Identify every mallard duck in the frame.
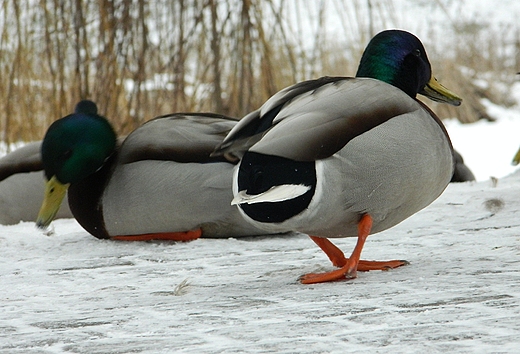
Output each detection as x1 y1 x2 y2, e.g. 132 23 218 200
0 142 73 224
3 100 271 240
451 149 475 182
213 29 462 283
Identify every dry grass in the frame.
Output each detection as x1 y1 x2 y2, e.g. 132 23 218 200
0 0 517 146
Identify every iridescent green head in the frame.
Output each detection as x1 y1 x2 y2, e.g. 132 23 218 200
356 29 461 106
41 100 116 184
37 100 116 229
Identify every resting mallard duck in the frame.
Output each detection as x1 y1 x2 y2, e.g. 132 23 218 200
0 142 73 225
2 100 272 240
451 149 475 182
213 29 462 283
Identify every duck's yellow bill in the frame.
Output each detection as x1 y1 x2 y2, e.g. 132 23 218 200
36 176 70 229
421 76 462 106
512 147 520 166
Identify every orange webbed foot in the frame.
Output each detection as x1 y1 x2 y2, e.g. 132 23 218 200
300 259 408 284
300 263 358 284
357 259 409 271
301 214 407 284
309 236 408 271
111 229 202 242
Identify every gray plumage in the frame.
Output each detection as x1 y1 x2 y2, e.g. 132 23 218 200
101 114 267 237
0 142 73 225
216 78 454 237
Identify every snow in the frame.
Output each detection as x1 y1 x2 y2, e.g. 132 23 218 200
2 167 520 352
445 99 520 182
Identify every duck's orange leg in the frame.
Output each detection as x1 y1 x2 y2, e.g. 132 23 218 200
301 215 407 284
308 236 348 267
308 236 408 271
111 228 202 242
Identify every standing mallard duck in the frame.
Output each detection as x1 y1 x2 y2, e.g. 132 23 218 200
213 30 462 283
18 100 271 240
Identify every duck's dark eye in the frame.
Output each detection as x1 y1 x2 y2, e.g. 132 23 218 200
413 49 421 57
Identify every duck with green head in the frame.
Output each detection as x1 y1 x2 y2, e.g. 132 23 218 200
33 100 271 240
213 29 462 283
0 142 73 225
37 100 116 229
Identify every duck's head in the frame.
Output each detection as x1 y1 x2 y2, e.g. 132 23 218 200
356 29 462 106
36 100 116 229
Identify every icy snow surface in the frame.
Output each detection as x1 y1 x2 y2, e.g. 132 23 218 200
1 169 520 353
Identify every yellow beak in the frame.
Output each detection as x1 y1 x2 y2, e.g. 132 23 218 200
421 76 462 106
512 147 520 166
36 176 70 229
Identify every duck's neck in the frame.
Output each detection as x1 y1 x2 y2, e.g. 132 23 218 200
356 54 421 99
67 152 118 239
356 55 396 82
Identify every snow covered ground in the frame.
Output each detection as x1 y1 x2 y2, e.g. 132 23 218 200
1 166 520 353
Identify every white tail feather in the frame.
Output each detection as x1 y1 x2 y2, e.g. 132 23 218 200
231 184 311 205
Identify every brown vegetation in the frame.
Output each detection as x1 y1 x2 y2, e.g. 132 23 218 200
0 0 517 146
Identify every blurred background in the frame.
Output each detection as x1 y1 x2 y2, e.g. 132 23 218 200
0 0 518 147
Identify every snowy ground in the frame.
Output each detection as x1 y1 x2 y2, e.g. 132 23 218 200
2 154 520 352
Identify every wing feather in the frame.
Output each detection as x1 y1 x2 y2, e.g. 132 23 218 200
216 78 419 161
119 113 238 164
0 142 43 181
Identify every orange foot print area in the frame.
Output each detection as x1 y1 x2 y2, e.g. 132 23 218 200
301 215 408 284
111 229 202 242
